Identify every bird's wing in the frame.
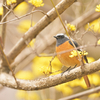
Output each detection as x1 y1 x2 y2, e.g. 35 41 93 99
69 39 79 48
69 39 88 63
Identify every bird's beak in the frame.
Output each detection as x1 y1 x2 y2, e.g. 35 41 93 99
54 36 57 38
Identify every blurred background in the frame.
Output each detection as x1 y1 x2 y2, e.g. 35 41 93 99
0 0 100 100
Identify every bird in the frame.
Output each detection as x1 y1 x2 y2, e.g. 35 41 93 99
54 33 91 88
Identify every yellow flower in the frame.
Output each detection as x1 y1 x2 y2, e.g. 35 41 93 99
62 86 73 95
69 79 81 87
27 39 35 47
14 1 29 16
16 90 40 100
69 50 88 58
88 93 100 98
7 0 16 5
16 71 34 80
55 83 73 95
69 50 78 58
28 0 44 7
44 99 54 100
17 20 35 33
16 90 28 99
0 7 3 15
91 73 100 86
26 92 40 100
95 4 100 12
79 77 87 89
97 39 100 44
85 18 100 33
72 98 81 100
68 78 88 89
67 23 76 31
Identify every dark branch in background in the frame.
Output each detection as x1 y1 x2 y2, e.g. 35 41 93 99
6 0 76 64
0 58 100 90
59 86 100 100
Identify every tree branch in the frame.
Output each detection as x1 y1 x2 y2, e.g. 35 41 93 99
0 10 48 25
0 58 100 90
6 0 76 63
72 9 100 29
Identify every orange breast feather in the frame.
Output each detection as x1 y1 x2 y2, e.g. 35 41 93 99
56 41 80 67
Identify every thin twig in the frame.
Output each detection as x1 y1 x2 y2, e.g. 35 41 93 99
1 9 12 22
2 3 18 19
0 10 48 25
49 54 56 74
58 86 100 100
30 6 36 27
1 4 18 22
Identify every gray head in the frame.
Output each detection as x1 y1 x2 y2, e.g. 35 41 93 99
54 33 69 47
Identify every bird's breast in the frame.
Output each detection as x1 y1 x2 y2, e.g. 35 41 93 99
56 41 80 67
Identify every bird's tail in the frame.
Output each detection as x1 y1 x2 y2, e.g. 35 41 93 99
83 75 91 88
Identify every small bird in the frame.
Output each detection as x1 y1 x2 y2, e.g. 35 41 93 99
54 33 91 88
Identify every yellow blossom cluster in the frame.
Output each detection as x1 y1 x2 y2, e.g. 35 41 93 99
88 92 100 98
14 1 29 16
17 20 35 33
55 83 73 95
0 7 3 15
69 50 88 58
72 98 81 100
7 0 16 5
67 23 76 31
28 0 44 7
95 4 100 12
16 71 34 80
97 39 100 44
0 0 44 15
85 18 100 33
16 90 40 100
